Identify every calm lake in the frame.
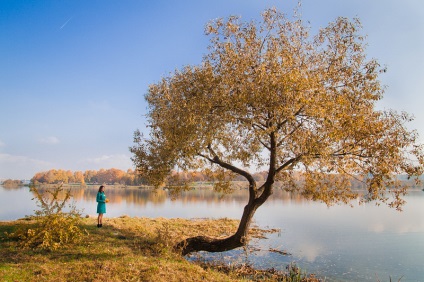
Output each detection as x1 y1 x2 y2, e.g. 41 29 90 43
1 185 423 281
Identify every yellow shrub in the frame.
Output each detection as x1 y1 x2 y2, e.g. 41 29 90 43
7 186 87 251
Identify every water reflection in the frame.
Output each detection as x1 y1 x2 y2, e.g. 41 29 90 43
31 185 314 207
251 191 424 281
1 185 423 281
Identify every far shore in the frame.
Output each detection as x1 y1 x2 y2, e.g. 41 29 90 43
15 182 424 192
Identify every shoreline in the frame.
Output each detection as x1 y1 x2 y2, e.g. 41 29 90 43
7 182 424 191
0 216 320 282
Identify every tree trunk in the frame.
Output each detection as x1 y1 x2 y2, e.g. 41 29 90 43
175 140 276 255
174 187 270 255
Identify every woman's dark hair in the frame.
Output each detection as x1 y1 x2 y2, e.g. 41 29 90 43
98 185 105 192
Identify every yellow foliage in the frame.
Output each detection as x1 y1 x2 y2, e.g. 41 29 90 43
130 8 424 210
6 186 87 250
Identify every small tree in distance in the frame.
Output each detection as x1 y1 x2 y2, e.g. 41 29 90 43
130 8 424 255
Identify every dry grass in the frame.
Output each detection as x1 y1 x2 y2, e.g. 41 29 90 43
0 217 319 282
0 217 241 282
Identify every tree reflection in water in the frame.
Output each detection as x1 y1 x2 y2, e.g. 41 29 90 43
3 185 424 281
30 185 312 208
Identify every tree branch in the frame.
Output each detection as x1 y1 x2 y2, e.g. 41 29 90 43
276 106 305 131
277 120 305 147
206 144 257 200
256 131 277 204
276 154 303 173
197 153 215 163
258 138 271 151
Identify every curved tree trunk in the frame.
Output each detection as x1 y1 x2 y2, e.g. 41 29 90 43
174 183 273 255
175 133 278 255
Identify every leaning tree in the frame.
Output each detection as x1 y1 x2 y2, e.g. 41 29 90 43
130 8 424 255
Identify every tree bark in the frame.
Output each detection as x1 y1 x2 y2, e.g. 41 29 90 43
174 200 260 255
175 134 277 255
174 181 274 255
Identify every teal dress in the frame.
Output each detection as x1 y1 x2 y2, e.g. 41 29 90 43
96 192 106 214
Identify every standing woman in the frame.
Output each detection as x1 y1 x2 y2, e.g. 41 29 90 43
96 185 107 227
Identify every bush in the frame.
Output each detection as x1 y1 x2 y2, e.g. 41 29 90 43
6 185 87 251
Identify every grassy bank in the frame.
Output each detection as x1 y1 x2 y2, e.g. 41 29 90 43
0 217 320 282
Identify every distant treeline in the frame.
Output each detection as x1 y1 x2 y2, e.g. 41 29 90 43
30 168 422 189
31 168 146 186
1 179 26 188
30 168 269 186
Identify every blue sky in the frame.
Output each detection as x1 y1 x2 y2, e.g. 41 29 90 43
1 0 423 180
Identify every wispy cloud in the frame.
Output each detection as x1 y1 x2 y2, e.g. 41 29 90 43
81 154 133 169
38 136 60 145
0 153 52 179
60 16 73 30
0 153 50 165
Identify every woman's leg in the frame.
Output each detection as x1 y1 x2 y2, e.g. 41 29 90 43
99 214 103 226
